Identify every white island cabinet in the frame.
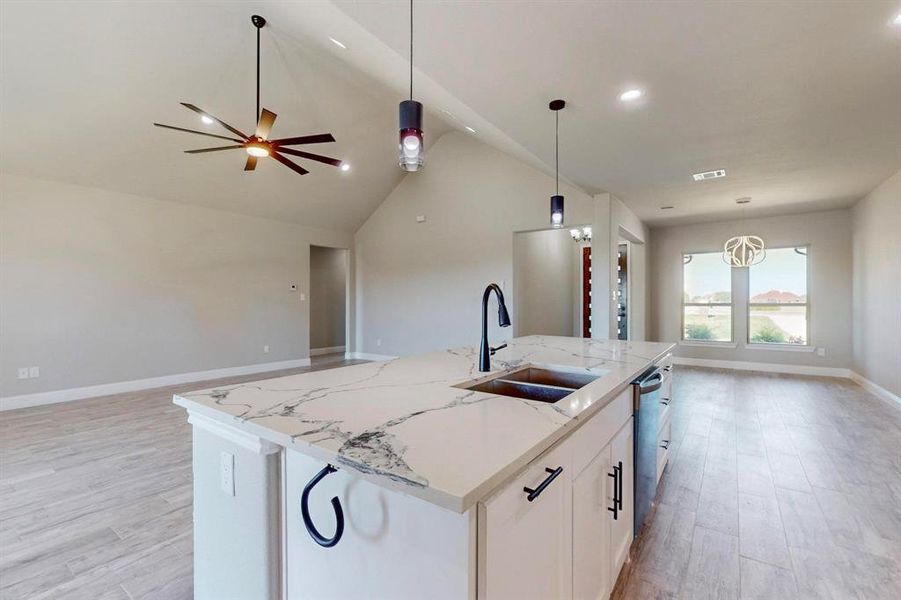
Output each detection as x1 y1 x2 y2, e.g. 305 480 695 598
175 336 674 600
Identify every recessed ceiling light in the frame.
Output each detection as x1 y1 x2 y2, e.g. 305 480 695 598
200 115 214 124
893 12 901 25
660 205 674 210
329 37 347 49
340 163 351 172
465 126 476 133
692 169 726 181
619 89 643 102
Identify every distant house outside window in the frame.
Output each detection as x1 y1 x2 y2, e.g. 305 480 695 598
682 251 733 342
748 246 809 345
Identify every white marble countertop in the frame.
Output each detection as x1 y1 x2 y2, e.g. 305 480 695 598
174 336 674 512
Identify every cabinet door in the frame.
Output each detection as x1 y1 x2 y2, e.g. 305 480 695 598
480 441 572 600
572 445 613 600
609 418 634 580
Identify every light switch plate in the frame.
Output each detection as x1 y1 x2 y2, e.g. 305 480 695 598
220 451 235 496
28 367 39 378
300 292 306 301
817 348 826 357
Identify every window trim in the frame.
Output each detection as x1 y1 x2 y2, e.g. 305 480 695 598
746 245 810 347
680 251 735 344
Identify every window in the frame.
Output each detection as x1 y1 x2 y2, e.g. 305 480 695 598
682 252 733 342
748 246 809 345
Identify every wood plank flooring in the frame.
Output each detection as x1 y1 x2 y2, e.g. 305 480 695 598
1 364 899 599
0 354 365 600
615 367 901 600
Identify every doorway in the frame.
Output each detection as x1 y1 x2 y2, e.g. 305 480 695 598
513 227 588 337
309 245 348 357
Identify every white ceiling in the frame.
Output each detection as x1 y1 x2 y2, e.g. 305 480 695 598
2 1 899 230
0 1 452 232
333 0 901 226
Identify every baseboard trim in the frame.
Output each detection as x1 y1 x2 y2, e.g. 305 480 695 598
310 345 346 357
345 352 398 362
0 358 312 412
673 356 850 378
850 371 901 407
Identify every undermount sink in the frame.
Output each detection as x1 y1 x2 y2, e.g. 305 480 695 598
457 366 602 404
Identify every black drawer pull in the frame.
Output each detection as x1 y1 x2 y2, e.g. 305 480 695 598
616 460 623 510
608 464 621 520
660 398 670 406
301 464 344 548
523 466 563 502
660 440 670 450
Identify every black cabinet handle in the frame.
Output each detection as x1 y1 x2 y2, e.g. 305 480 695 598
301 464 344 548
608 464 620 520
616 460 623 510
523 466 563 502
660 398 670 406
660 440 670 450
663 365 672 372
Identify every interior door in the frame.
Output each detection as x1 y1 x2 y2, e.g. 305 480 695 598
572 445 613 600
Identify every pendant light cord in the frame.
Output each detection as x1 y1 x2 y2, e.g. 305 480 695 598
409 0 414 100
555 110 559 195
256 24 261 124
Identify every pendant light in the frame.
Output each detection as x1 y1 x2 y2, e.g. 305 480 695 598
549 99 566 227
399 0 424 171
723 198 766 267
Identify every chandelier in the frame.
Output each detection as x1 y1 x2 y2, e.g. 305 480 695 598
722 198 765 267
570 227 592 243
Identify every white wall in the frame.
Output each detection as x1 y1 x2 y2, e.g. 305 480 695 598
649 209 852 370
852 169 901 396
354 132 595 357
309 246 347 350
0 173 352 398
513 228 575 337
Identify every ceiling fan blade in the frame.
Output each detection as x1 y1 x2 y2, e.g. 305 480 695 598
180 103 249 139
244 156 258 171
184 145 244 154
277 147 343 168
270 151 309 175
153 123 243 143
256 109 277 140
271 133 335 146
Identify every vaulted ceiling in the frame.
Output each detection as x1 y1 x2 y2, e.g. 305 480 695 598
2 1 899 230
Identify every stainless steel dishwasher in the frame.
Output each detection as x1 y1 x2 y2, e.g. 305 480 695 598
632 365 664 537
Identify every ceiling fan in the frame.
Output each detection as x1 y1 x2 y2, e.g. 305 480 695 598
153 15 345 176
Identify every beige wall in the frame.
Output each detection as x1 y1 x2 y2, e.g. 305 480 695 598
649 209 852 369
354 132 596 357
0 173 352 397
852 169 901 395
513 228 575 337
309 245 347 350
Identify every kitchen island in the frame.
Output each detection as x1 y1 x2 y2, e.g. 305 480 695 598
174 335 675 599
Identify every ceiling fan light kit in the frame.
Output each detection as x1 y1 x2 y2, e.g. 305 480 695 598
153 15 345 177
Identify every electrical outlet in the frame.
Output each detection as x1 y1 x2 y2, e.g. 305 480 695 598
817 348 826 357
416 215 426 223
28 367 39 378
263 345 269 354
300 292 306 301
17 367 29 380
376 338 382 347
220 451 235 496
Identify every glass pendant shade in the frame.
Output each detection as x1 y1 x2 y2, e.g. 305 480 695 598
723 235 766 267
551 195 564 227
398 99 423 172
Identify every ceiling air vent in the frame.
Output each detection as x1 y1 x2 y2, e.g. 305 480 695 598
692 169 726 181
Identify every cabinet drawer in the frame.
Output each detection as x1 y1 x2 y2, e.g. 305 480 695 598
570 387 632 478
656 416 672 485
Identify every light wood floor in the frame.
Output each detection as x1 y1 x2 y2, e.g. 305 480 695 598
615 367 901 600
0 353 365 600
2 364 899 599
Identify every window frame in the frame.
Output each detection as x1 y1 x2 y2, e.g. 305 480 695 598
746 245 810 347
680 251 735 344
